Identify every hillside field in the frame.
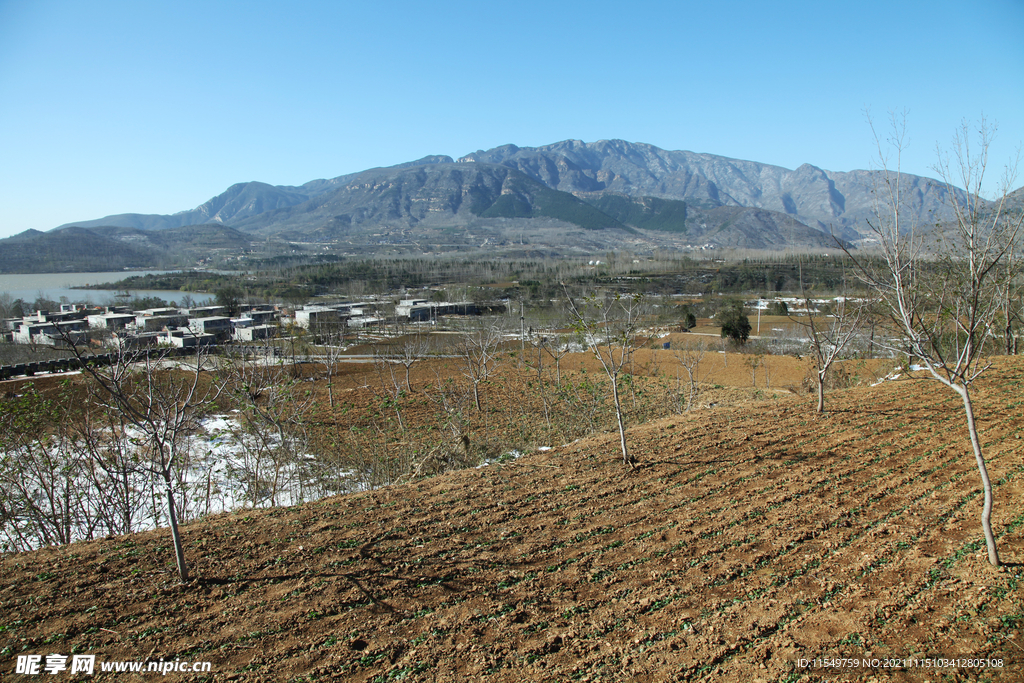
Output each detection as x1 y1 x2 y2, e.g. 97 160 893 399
1 357 1023 681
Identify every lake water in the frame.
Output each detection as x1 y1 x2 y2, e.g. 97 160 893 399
0 271 215 306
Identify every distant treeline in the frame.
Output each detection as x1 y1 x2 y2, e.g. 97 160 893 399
72 253 873 303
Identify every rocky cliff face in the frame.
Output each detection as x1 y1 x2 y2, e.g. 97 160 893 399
53 138 986 252
188 182 311 224
232 163 627 237
457 139 963 238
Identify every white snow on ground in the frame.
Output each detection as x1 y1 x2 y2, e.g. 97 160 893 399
4 404 560 550
870 364 933 386
0 413 363 551
0 370 82 382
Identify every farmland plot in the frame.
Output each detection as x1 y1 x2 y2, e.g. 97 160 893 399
1 360 1022 681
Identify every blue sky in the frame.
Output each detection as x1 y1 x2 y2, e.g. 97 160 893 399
1 0 1021 239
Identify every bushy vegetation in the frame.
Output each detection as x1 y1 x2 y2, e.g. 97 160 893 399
718 302 751 343
475 171 632 232
585 194 689 233
76 253 876 303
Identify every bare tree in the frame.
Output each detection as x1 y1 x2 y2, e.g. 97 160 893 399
792 268 866 412
392 333 431 391
311 318 348 409
520 327 559 430
454 319 507 412
544 332 575 387
218 345 314 508
744 351 762 389
845 114 1022 566
564 288 647 467
416 365 476 477
74 403 149 537
999 244 1023 355
371 344 409 431
65 342 221 582
282 320 311 379
0 387 93 551
672 337 707 412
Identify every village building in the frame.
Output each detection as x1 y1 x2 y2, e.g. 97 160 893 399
188 316 233 340
87 312 136 330
162 328 215 348
135 314 187 332
232 324 278 342
294 306 342 329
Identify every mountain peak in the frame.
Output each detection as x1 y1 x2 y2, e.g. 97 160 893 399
390 155 455 169
45 139 973 255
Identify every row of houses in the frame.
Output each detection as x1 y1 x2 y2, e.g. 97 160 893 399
293 301 384 331
3 297 508 349
2 303 283 348
295 299 502 328
395 299 479 322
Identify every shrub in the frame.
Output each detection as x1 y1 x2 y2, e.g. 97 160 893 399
719 304 751 344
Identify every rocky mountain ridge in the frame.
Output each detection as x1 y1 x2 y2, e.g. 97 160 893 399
456 139 961 239
31 139 1002 263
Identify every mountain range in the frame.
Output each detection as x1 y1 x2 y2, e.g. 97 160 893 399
2 139 1001 272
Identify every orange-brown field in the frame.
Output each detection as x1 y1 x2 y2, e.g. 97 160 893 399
2 351 1023 682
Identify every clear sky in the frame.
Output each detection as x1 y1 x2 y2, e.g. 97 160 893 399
1 0 1021 239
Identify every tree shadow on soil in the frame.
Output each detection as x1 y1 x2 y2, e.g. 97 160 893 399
819 407 902 416
640 458 737 468
194 537 470 613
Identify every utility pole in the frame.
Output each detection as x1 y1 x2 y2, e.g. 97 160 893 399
520 301 525 368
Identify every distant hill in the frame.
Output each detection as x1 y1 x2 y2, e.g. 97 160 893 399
0 227 161 272
56 182 316 231
40 138 1019 266
0 223 251 273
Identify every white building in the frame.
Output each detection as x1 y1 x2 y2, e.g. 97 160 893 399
88 313 136 330
294 307 341 329
233 324 278 342
188 316 233 339
162 328 215 348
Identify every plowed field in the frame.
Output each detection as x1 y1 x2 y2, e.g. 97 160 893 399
2 360 1023 682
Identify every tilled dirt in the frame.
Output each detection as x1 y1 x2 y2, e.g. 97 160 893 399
2 361 1024 682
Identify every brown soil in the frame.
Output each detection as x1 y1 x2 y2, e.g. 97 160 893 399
3 359 1024 682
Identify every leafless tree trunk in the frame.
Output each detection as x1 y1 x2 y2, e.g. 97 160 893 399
75 405 149 536
0 391 94 550
371 345 408 431
745 352 761 389
545 332 573 387
1001 245 1022 355
394 333 431 391
416 365 476 477
59 339 222 581
455 319 507 412
527 332 553 429
312 318 347 409
564 288 647 468
792 266 866 413
842 113 1022 566
672 338 707 412
218 344 314 508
